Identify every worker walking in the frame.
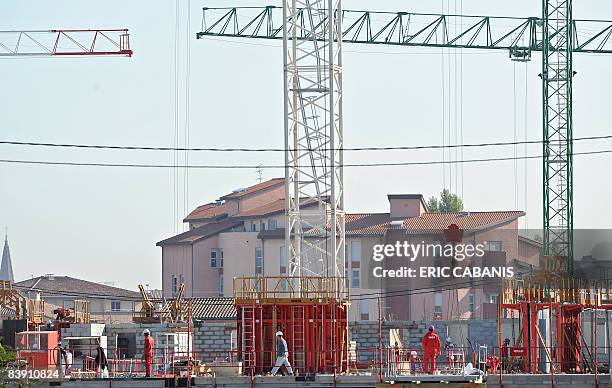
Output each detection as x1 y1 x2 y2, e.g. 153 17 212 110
422 325 441 374
143 329 154 377
271 331 293 376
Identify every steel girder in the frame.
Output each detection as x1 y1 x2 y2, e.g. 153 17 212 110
197 6 612 54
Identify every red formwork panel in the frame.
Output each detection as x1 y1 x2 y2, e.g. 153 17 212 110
236 301 349 375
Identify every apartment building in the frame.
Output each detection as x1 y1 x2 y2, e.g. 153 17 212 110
157 179 540 321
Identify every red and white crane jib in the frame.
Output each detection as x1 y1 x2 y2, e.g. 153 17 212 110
0 29 132 57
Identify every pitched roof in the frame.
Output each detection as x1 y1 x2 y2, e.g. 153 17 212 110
157 219 242 246
234 198 286 218
402 211 524 233
260 212 391 239
220 178 284 200
261 211 523 238
234 197 322 219
15 276 140 299
158 297 236 321
1 235 14 282
184 202 231 222
346 213 390 236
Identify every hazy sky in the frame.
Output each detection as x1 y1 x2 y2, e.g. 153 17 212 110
1 0 612 291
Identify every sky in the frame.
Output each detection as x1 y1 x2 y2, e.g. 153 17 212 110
1 0 612 291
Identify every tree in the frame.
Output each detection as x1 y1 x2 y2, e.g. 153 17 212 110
427 189 464 213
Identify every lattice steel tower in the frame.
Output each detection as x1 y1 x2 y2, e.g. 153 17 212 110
283 0 345 283
542 0 574 272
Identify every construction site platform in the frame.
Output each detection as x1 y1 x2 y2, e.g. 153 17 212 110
10 374 612 387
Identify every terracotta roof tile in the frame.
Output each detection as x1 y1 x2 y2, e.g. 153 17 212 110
157 220 242 246
234 198 285 218
402 211 524 232
234 197 321 218
184 202 230 221
346 213 390 236
220 178 284 199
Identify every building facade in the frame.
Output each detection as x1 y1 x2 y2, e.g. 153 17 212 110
158 179 541 321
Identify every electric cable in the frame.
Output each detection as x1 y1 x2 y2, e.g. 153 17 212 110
1 134 611 152
0 147 610 169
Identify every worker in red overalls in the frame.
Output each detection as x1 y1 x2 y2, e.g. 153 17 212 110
422 325 441 374
143 329 154 377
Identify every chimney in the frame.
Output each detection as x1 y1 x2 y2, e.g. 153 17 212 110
388 194 427 219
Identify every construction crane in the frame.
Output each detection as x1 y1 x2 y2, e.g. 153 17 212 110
0 29 132 56
198 3 612 273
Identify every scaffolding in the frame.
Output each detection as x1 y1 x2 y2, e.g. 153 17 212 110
498 258 612 379
234 276 349 376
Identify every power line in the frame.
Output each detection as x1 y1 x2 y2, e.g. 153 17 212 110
1 134 611 153
0 148 610 169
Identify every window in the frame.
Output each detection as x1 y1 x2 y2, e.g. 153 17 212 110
484 241 502 251
251 223 257 232
360 300 370 320
211 249 223 268
255 247 263 275
469 293 475 313
180 274 185 286
489 294 499 304
351 269 361 288
172 275 178 296
211 249 218 268
111 301 121 312
219 274 224 296
434 292 443 314
280 246 287 274
345 270 349 289
261 221 267 231
351 241 361 265
268 219 277 230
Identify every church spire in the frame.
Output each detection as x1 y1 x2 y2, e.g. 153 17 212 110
1 229 15 282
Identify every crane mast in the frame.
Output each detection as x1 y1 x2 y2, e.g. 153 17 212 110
283 0 345 284
542 0 574 272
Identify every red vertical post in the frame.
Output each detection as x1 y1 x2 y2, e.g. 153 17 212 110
378 296 383 383
187 299 192 388
498 302 503 388
549 303 555 388
594 309 599 388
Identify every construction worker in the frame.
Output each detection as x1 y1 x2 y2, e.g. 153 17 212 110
501 338 511 372
143 329 154 377
271 331 293 376
445 337 456 370
422 325 441 374
95 345 109 378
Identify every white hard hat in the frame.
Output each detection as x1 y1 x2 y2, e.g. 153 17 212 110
446 337 452 342
143 329 150 335
410 351 417 357
276 331 283 336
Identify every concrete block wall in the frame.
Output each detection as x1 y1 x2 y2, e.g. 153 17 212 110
61 323 106 339
349 319 503 362
193 322 235 362
102 322 236 361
